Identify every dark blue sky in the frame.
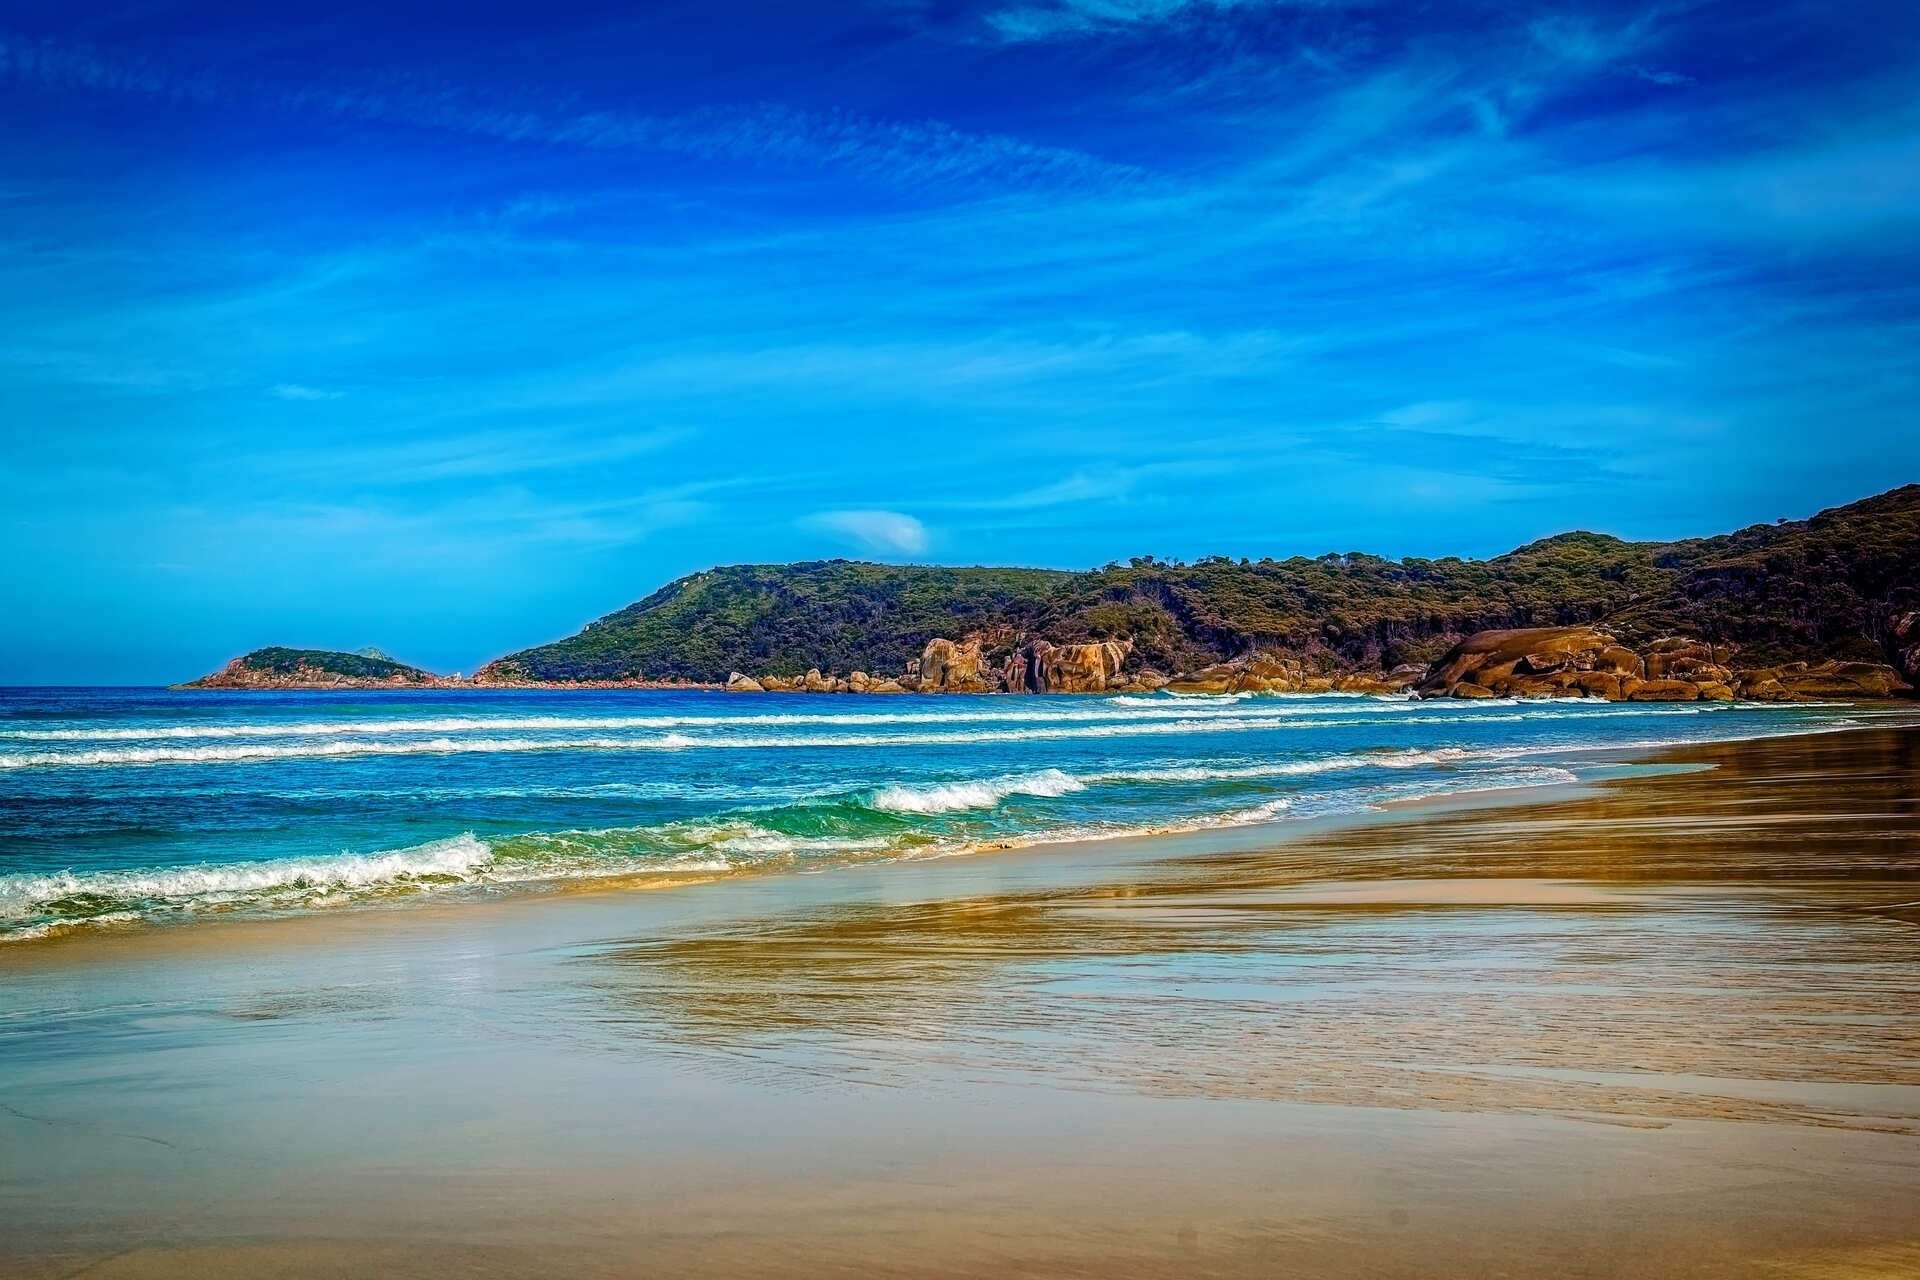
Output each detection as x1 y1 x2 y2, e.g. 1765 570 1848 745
2 1 1916 682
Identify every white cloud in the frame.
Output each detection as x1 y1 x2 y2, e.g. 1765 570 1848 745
271 383 344 400
982 0 1356 43
0 32 1135 192
804 509 930 556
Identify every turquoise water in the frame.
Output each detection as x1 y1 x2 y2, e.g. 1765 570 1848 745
0 687 1885 940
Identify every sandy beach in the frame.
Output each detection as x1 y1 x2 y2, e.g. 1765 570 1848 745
3 724 1918 1279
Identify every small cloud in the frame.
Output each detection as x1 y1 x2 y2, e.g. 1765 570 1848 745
271 383 344 401
980 0 1355 44
1632 65 1695 88
804 509 930 556
1527 12 1659 70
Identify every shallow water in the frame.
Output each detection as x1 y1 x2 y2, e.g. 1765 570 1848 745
1 728 1917 1279
0 686 1894 940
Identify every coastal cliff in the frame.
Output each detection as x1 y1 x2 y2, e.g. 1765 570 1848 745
183 484 1920 698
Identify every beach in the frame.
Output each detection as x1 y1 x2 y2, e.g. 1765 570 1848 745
3 721 1918 1278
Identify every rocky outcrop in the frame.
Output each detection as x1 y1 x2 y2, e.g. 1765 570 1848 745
1164 651 1305 695
919 637 991 693
1891 612 1920 689
1161 651 1418 696
725 672 765 693
1417 627 1628 698
1735 660 1911 701
1333 665 1426 696
1417 627 1910 702
1003 639 1133 693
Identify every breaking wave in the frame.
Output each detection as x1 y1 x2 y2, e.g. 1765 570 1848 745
871 768 1088 814
1 681 1885 942
0 703 1743 771
0 698 1422 743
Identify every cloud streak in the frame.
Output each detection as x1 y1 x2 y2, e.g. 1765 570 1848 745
0 31 1138 192
804 509 930 556
980 0 1361 43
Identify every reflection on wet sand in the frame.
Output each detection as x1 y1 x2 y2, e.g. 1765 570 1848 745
591 728 1920 1129
4 727 1918 1279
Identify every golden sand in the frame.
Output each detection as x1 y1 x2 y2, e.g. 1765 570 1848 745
3 726 1917 1279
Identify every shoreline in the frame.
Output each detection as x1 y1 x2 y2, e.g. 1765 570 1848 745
3 723 1918 1277
6 712 1912 966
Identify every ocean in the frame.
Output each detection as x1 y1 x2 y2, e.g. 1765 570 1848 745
0 686 1890 942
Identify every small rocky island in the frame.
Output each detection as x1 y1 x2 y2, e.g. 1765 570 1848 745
181 647 454 690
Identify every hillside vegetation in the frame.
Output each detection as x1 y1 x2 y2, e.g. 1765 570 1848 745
479 485 1920 683
181 647 444 688
238 647 429 679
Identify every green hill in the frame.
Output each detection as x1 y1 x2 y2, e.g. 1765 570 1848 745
477 485 1920 684
182 647 443 688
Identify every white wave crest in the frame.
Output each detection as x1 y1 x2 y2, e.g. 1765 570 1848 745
0 717 1373 770
1091 746 1473 786
0 697 1427 743
870 768 1088 814
0 834 497 919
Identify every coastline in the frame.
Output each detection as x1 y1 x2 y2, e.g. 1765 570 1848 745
4 709 1913 957
4 722 1919 1277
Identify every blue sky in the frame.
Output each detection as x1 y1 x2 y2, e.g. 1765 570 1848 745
2 0 1916 682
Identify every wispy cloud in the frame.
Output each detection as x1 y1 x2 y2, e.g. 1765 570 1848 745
1526 12 1659 68
206 484 715 558
255 428 689 485
803 509 930 556
270 383 344 400
0 31 1137 192
929 461 1232 512
980 0 1359 44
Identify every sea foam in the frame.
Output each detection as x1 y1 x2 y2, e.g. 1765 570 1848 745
870 768 1088 814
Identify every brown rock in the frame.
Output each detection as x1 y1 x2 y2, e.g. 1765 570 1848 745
1663 659 1734 684
1642 638 1726 682
1450 682 1498 699
1166 650 1310 695
725 672 765 693
1416 627 1746 703
1573 672 1628 699
1735 660 1910 700
1626 678 1702 701
1416 627 1615 698
1596 646 1645 677
919 637 991 693
1892 612 1920 687
1006 639 1134 694
1163 670 1233 695
1509 672 1583 698
1334 665 1424 695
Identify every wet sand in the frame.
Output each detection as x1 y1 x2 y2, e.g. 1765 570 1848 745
3 725 1918 1278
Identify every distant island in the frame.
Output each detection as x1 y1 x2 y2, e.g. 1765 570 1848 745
182 483 1920 701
